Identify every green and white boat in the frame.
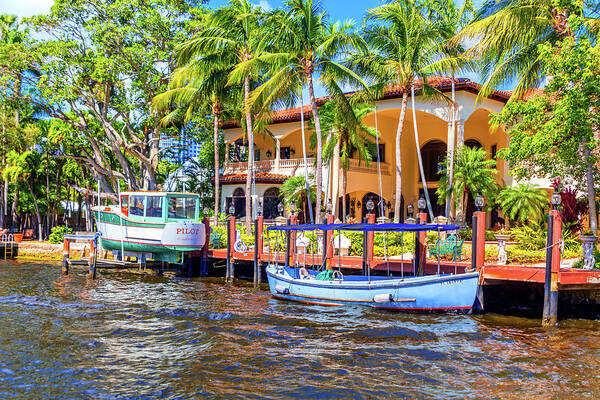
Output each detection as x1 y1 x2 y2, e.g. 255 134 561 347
93 192 205 263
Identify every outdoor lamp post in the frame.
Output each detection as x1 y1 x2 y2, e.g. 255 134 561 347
228 204 235 216
290 203 296 216
257 200 263 217
418 196 426 213
406 203 415 224
326 199 333 214
204 207 210 217
551 187 561 210
366 199 375 213
475 192 485 212
278 202 284 217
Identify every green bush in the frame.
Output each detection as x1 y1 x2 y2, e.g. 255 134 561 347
48 226 73 244
506 246 580 264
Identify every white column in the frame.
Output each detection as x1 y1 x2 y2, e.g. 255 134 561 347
224 142 230 172
274 138 281 173
456 120 465 149
331 139 340 219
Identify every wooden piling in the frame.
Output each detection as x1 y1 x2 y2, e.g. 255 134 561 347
88 236 97 279
256 216 263 285
367 213 375 266
253 218 259 287
62 238 70 275
362 217 368 275
200 217 210 277
226 216 236 282
543 209 562 326
474 211 486 269
325 214 334 269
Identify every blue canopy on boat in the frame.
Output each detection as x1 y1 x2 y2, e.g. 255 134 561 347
267 223 459 232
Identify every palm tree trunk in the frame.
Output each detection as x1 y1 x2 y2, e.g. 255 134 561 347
584 143 598 233
26 181 43 240
213 107 221 221
342 168 347 222
244 76 254 235
11 191 18 228
45 152 50 239
306 72 322 222
394 92 409 223
446 73 456 218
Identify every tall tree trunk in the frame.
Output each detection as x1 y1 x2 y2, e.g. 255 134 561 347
0 181 4 229
45 152 50 239
244 76 254 234
26 181 43 240
584 143 598 233
394 92 409 223
11 191 18 228
446 73 456 218
213 106 221 220
306 72 322 223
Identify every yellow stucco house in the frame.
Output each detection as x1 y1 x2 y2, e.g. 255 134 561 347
219 77 533 227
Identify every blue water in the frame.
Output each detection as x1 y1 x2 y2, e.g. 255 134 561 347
0 260 599 399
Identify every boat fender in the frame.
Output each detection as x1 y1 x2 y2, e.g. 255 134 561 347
299 268 310 279
373 293 394 303
275 284 289 295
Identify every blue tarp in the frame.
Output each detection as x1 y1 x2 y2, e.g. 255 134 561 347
267 222 459 232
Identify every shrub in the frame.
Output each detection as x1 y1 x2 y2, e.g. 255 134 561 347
48 226 73 244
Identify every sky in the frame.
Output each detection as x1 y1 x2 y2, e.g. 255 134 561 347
0 0 507 101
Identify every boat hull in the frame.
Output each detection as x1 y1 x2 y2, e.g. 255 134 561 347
94 209 205 263
266 265 479 312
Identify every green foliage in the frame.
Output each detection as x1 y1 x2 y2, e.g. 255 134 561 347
506 247 580 264
48 226 73 244
498 184 549 226
437 146 499 216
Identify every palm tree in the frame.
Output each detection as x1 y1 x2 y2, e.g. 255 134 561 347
498 183 549 227
178 0 264 233
425 0 475 218
231 0 367 223
354 0 451 222
153 39 241 220
317 100 376 221
280 175 316 223
456 0 599 232
436 146 498 219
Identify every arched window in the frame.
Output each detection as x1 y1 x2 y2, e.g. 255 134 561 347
263 187 282 220
264 187 280 197
420 140 447 182
465 139 482 149
232 187 245 197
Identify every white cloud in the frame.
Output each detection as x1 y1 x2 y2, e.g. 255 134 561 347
0 0 54 18
253 0 272 11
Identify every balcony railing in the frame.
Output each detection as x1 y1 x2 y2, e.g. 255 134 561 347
223 157 390 176
223 157 316 176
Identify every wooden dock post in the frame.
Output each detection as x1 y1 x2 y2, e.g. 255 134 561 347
226 216 235 282
88 235 98 279
543 209 562 326
324 214 334 269
289 214 297 267
254 216 264 287
472 211 486 270
285 218 291 268
362 216 368 275
200 217 210 277
415 212 428 275
367 213 375 266
62 238 70 275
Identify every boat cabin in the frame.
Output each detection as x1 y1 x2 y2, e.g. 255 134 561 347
119 192 199 222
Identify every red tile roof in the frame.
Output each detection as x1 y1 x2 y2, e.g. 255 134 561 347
222 77 514 129
218 172 289 185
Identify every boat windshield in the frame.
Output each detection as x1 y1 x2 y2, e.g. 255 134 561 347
167 197 196 219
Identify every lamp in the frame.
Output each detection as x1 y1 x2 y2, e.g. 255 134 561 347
290 202 296 215
407 203 414 218
551 187 561 210
418 196 426 212
277 202 284 216
366 199 374 213
228 204 235 215
357 201 361 209
290 148 295 156
326 199 333 214
257 199 263 217
475 192 484 212
203 207 210 216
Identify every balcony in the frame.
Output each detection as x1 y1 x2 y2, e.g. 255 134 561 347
223 157 390 177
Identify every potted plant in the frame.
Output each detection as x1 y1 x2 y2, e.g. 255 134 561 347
579 230 597 270
12 233 23 243
494 230 511 265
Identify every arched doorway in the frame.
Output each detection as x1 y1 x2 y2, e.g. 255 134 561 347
420 140 447 182
465 139 482 149
225 187 246 217
263 187 281 220
361 192 386 220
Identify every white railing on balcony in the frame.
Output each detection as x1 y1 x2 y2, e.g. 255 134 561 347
223 157 390 176
224 157 316 176
347 159 391 175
